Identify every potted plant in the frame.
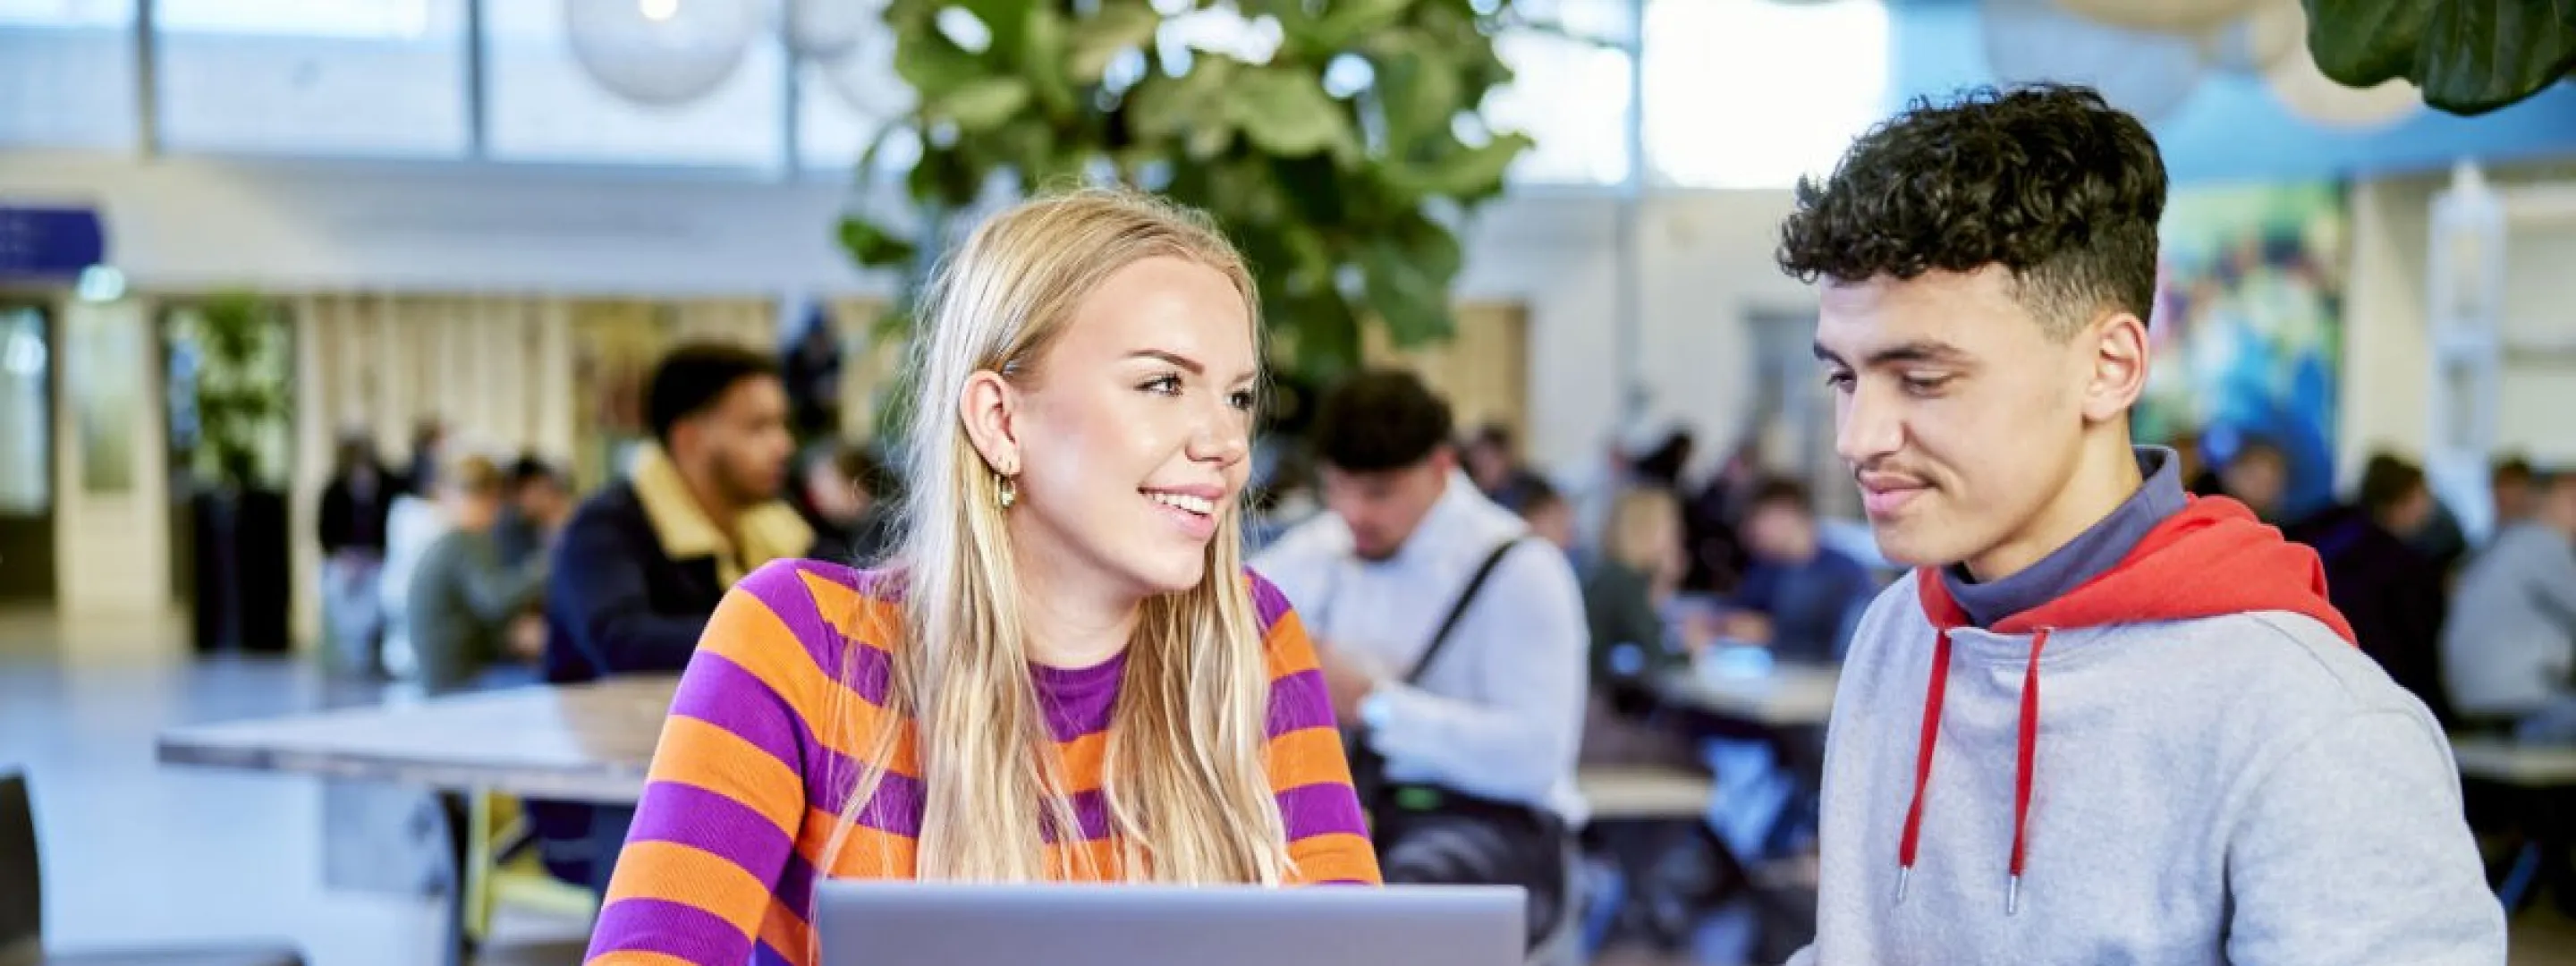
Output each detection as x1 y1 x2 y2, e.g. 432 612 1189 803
838 0 1563 444
179 292 294 655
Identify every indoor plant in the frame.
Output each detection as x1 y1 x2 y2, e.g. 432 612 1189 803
837 0 1547 398
2304 0 2576 114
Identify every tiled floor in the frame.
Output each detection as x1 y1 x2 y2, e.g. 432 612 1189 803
1 612 587 966
6 609 2575 965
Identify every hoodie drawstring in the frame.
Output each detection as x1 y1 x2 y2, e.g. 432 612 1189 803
1896 626 2053 915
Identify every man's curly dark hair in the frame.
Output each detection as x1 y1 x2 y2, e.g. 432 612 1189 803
1776 83 2167 338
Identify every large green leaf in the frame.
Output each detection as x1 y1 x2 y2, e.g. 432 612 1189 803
1361 232 1460 346
1019 6 1077 116
1128 58 1238 138
1366 30 1462 151
931 78 1035 132
1069 3 1165 83
1227 66 1357 157
2305 0 2576 114
1307 0 1415 53
838 216 919 268
1390 131 1531 199
895 33 994 98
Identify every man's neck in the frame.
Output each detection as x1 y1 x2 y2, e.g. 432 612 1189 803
674 462 743 544
1964 436 2146 583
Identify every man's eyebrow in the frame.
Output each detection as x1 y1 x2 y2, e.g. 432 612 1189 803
1815 340 1972 367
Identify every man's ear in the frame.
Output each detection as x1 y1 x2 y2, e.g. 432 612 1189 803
2081 311 2150 425
959 369 1021 477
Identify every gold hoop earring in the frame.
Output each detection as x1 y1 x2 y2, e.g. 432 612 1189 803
996 474 1017 509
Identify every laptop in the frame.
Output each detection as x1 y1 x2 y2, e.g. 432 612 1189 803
814 880 1525 966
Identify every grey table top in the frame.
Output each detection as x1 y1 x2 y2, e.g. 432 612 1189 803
1654 659 1840 727
156 675 681 804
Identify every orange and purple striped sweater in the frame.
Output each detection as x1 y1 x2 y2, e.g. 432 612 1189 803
583 559 1382 966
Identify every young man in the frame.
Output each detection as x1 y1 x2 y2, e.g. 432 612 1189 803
2445 468 2576 744
534 342 810 895
1778 85 2503 963
1724 478 1879 664
1251 369 1588 949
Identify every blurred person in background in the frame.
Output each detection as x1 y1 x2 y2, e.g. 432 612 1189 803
403 416 448 496
2444 468 2576 744
792 441 896 564
494 453 575 569
405 453 548 693
1462 420 1546 512
1582 486 1703 699
1253 368 1587 952
2490 453 2537 536
533 342 810 896
1576 487 1724 951
1723 479 1878 664
2285 453 2451 719
318 430 397 678
1683 439 1767 595
2216 436 2290 523
1515 476 1580 564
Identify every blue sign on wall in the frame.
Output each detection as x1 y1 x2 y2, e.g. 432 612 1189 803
0 206 106 280
1888 0 2576 183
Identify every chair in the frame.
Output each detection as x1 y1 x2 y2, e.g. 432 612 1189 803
1525 835 1587 966
1 771 306 966
461 792 598 944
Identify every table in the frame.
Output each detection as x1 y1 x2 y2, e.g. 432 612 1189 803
156 675 681 966
2451 736 2576 912
1653 661 1840 728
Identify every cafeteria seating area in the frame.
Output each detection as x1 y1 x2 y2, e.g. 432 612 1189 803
11 1 2576 963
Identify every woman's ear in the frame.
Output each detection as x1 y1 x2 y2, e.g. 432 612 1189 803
959 369 1021 477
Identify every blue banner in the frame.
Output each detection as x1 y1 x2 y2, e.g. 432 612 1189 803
0 206 106 280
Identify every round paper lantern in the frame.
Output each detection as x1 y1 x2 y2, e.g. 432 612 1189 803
2052 0 2257 34
2265 47 2420 129
565 0 763 107
1986 0 2209 123
819 27 918 121
2196 0 2303 74
784 0 886 61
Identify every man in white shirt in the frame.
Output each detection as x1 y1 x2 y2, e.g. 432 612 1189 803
1251 369 1589 948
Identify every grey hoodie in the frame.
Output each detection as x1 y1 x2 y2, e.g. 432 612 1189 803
1787 496 2504 965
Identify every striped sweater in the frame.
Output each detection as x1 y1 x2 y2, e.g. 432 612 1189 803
584 559 1383 966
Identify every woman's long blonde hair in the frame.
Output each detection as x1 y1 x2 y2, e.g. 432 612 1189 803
818 187 1292 887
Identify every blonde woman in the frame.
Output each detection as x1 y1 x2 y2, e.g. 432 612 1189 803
1578 486 1707 767
582 189 1381 966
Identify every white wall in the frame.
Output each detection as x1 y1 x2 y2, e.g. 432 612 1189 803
2339 167 2576 494
49 299 172 618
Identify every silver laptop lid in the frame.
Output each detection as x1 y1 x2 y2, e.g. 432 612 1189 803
814 881 1524 966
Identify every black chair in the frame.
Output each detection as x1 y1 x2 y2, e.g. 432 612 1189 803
2 770 306 966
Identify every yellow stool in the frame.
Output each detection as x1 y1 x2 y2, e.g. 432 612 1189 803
462 792 601 942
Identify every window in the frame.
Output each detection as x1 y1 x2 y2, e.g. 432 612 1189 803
794 31 913 179
154 0 470 157
1483 0 1635 187
1640 0 1889 189
484 0 786 171
0 0 140 149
